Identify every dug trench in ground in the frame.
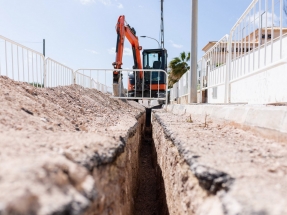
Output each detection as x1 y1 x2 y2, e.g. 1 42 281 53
5 73 287 215
152 109 287 215
0 76 153 215
134 107 169 215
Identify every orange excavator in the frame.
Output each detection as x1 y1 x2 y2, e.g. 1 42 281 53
112 15 167 100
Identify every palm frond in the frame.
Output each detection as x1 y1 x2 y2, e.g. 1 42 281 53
180 52 186 61
186 52 191 62
168 51 191 87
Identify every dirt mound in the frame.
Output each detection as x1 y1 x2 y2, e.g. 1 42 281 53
0 76 144 215
0 75 139 133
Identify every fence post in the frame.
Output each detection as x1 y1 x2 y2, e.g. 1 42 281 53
43 58 47 87
200 59 203 103
224 35 231 103
73 72 76 85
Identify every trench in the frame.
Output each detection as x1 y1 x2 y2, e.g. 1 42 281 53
134 107 169 215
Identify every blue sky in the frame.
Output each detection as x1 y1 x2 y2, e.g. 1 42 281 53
0 0 254 70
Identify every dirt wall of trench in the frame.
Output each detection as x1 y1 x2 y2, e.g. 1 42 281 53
151 112 225 215
0 76 146 215
84 113 145 215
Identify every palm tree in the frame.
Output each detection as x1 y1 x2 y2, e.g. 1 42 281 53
168 51 190 88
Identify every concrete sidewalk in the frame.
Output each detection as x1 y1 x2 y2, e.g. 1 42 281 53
167 104 287 143
152 109 287 215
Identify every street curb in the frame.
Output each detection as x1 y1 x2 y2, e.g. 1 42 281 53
167 104 287 143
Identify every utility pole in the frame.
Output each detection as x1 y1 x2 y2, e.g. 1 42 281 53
188 0 198 103
161 0 164 48
43 39 45 57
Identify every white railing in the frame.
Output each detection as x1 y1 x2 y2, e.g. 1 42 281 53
0 34 168 103
45 58 74 87
200 35 229 90
0 35 116 95
0 35 45 87
170 0 287 104
74 69 168 103
226 0 287 103
74 69 109 91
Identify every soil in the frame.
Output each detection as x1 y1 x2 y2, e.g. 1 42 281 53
153 110 287 214
0 76 144 214
134 126 169 215
134 127 158 215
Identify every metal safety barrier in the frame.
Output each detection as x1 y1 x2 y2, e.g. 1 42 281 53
74 69 168 103
45 58 74 87
0 34 113 95
0 35 45 87
0 34 168 103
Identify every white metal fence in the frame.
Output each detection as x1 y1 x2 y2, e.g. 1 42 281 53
75 69 168 101
0 35 45 87
0 35 168 103
170 0 287 104
0 35 111 94
170 70 190 102
45 58 74 87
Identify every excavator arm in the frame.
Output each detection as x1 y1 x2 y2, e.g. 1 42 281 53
112 15 143 83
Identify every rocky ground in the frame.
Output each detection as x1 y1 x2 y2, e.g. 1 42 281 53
152 110 287 215
0 76 144 215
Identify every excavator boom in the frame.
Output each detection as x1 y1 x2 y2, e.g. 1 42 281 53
113 15 142 83
112 15 167 101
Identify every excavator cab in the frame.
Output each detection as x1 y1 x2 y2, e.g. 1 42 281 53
128 48 167 98
142 49 167 98
142 48 167 79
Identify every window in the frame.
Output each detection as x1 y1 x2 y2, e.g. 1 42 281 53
268 34 272 39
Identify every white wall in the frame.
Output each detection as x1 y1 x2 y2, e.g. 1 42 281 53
207 85 225 103
230 63 287 104
173 34 287 105
208 34 287 104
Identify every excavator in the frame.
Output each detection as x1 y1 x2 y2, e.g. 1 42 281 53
112 15 167 101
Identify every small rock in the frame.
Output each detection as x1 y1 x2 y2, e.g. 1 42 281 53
5 96 13 101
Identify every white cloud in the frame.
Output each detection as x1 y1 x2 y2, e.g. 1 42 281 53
108 47 116 54
123 47 132 56
98 0 112 5
108 47 132 56
117 3 123 9
169 40 183 49
85 49 99 54
79 0 94 4
79 0 123 8
245 11 279 29
79 0 111 5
